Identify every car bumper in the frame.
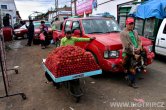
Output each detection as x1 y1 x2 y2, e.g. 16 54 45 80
100 52 155 73
14 33 24 37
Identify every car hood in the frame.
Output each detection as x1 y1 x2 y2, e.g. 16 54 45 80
87 33 122 50
86 33 153 50
14 28 27 32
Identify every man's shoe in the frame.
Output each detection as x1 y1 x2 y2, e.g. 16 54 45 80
129 83 139 89
41 46 46 49
25 44 31 46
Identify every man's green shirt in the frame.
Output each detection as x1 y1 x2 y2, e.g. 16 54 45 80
122 31 138 57
129 31 138 48
60 37 90 46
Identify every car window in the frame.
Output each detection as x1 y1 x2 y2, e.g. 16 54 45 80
65 20 72 31
163 24 166 34
72 21 80 33
34 22 51 29
82 19 121 34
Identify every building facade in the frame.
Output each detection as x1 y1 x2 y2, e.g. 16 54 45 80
47 7 72 22
72 0 141 19
0 0 17 27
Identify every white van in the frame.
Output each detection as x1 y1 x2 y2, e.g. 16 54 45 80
155 19 166 56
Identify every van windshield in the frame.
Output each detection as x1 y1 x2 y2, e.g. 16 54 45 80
82 19 121 34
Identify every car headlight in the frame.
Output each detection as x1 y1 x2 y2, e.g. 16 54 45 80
15 31 21 34
104 50 109 58
104 50 119 58
109 51 119 58
148 45 153 52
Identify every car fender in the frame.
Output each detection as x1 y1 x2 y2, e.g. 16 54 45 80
86 44 103 65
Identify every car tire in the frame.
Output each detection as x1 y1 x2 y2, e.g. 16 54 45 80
23 34 28 39
13 35 18 40
90 52 102 78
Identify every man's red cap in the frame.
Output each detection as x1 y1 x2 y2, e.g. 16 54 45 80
126 18 134 25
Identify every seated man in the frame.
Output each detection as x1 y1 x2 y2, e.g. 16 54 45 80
120 17 147 88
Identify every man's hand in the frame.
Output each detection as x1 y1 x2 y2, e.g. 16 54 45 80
90 37 96 41
134 48 141 54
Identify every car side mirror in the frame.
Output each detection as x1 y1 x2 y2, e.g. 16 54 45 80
74 29 81 36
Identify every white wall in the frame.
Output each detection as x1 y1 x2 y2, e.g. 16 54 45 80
0 0 17 26
91 0 131 19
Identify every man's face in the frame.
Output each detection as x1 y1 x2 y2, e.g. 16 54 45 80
126 23 134 31
66 33 72 39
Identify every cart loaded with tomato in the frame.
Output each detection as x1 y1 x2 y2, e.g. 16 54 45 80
42 45 102 102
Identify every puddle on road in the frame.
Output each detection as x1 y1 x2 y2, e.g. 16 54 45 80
8 41 24 49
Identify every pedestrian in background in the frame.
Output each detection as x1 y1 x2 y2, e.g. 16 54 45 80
3 14 10 27
120 17 147 89
40 21 49 49
26 20 34 46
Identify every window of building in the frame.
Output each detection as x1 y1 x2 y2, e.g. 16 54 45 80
1 5 7 9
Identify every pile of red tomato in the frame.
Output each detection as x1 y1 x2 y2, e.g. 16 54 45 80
45 45 100 78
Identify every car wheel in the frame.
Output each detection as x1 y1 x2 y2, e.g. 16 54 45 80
13 35 18 40
90 52 102 78
23 34 28 39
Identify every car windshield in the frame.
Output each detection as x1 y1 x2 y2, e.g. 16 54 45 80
20 22 29 29
34 22 51 29
82 19 121 34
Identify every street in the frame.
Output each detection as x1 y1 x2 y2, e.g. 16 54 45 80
0 39 165 110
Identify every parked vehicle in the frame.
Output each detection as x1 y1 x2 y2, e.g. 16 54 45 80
117 0 166 57
33 21 53 44
155 18 166 56
53 17 155 72
52 21 64 46
13 23 28 39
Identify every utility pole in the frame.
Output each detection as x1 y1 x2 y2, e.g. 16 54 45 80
72 0 77 16
55 0 58 17
71 0 72 16
57 0 58 15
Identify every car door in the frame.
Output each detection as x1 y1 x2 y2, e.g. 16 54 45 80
155 19 166 56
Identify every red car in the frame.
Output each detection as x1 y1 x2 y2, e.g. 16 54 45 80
33 21 53 44
53 17 155 73
13 23 28 39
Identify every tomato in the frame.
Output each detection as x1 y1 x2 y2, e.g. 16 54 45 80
45 45 100 77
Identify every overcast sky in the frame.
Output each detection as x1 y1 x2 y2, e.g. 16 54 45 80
14 0 70 20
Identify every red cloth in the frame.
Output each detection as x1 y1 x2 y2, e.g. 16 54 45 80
39 33 45 41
